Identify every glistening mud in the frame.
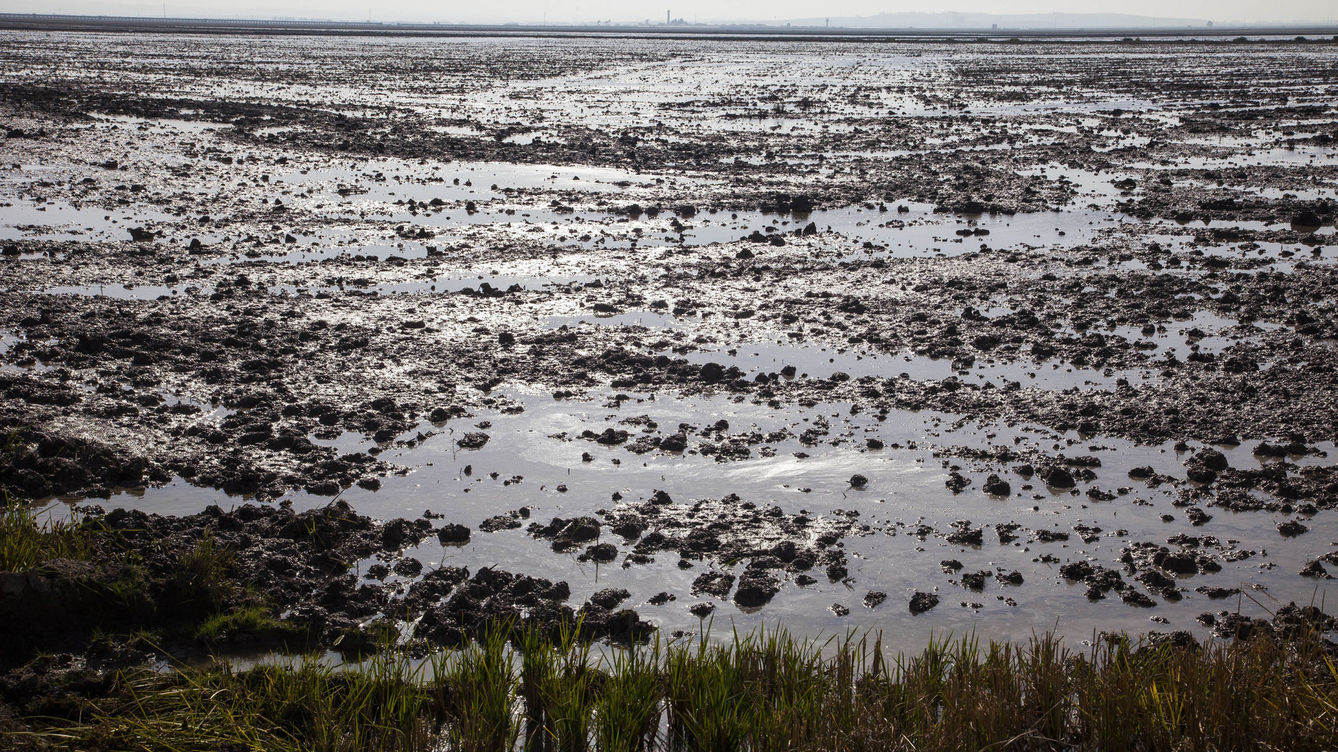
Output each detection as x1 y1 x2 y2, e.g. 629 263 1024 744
1 31 1336 670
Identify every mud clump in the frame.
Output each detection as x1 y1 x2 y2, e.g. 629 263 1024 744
598 492 858 603
437 523 472 544
407 567 577 647
1042 467 1077 490
1277 520 1309 537
529 516 602 552
983 474 1011 496
0 502 430 666
1201 603 1336 641
457 432 490 450
909 591 940 614
733 571 782 608
0 428 169 501
692 571 735 598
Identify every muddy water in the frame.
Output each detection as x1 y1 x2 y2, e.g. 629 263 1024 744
4 32 1338 655
663 340 1137 389
78 384 1337 654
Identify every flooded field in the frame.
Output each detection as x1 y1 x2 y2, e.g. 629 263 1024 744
1 31 1337 659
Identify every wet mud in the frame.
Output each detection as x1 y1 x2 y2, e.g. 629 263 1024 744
1 31 1336 668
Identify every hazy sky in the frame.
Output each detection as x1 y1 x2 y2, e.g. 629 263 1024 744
3 0 1335 25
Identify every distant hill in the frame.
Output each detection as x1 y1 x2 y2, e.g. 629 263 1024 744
781 12 1212 29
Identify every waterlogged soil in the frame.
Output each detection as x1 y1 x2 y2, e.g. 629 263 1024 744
1 31 1337 663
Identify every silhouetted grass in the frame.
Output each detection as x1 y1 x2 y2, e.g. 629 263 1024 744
0 498 296 663
0 497 93 572
11 621 1338 751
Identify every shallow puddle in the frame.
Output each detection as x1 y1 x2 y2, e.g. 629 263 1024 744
69 385 1338 655
0 198 173 242
42 282 211 299
666 340 1136 390
546 310 680 330
1102 310 1284 361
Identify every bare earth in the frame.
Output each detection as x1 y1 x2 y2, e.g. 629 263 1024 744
1 31 1336 653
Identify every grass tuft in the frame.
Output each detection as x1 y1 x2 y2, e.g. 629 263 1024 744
9 623 1338 751
0 498 93 572
162 533 237 616
194 605 307 645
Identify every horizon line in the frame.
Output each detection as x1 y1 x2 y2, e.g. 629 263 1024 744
3 12 1338 37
